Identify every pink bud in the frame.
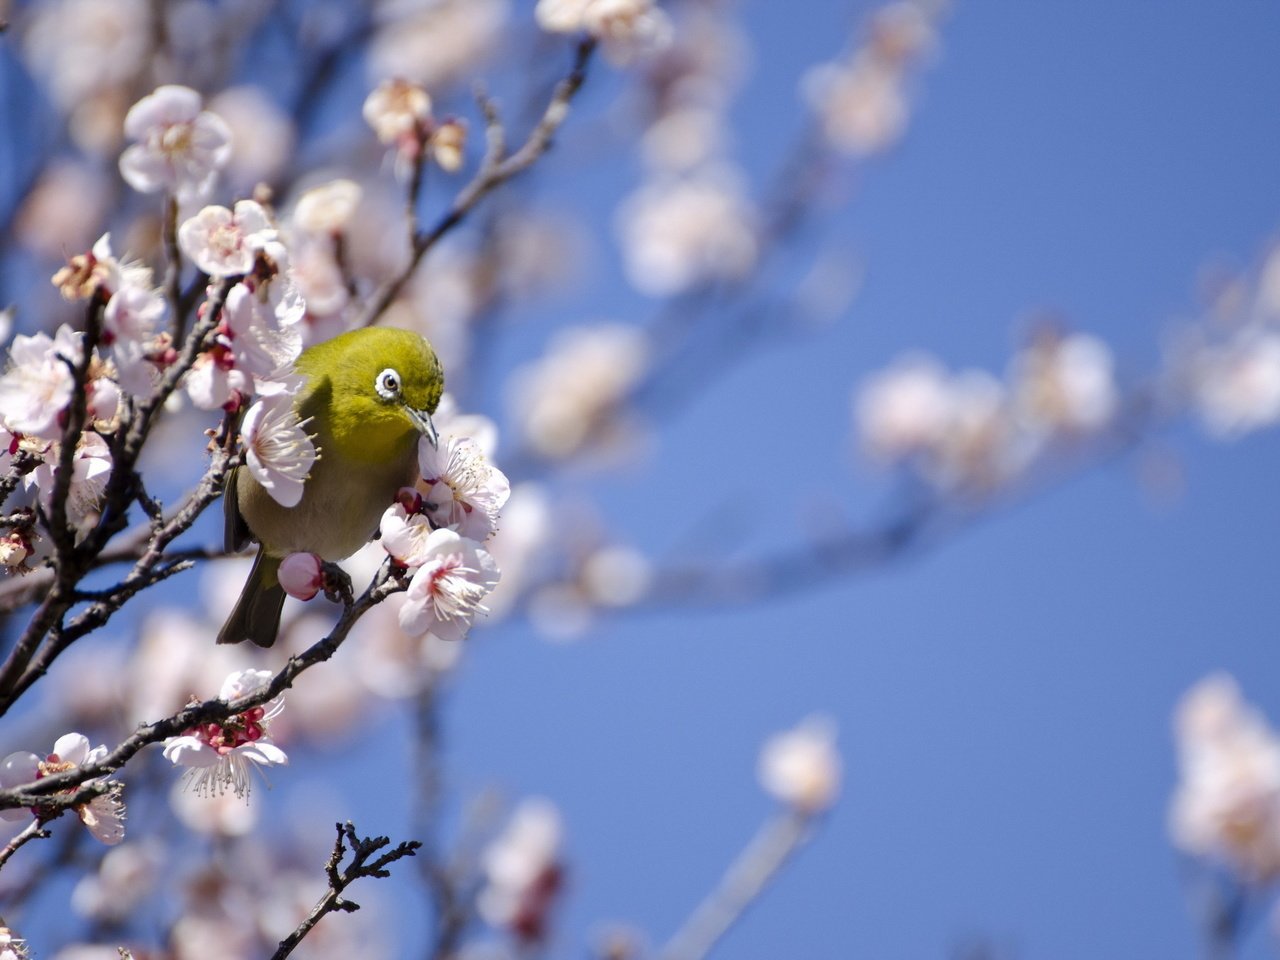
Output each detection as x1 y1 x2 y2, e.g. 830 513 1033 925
279 552 322 601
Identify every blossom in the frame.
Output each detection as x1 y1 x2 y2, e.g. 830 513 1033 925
1190 330 1280 438
803 57 908 157
478 798 564 942
363 78 431 147
162 669 288 800
1010 331 1118 435
398 529 501 641
26 431 114 532
616 171 758 296
240 394 316 509
379 498 436 567
119 85 232 201
854 354 951 463
429 119 467 172
177 200 278 277
278 552 323 601
758 716 841 814
0 733 126 845
536 0 672 63
508 324 649 458
1170 674 1280 883
0 326 81 438
292 179 363 236
418 435 511 540
185 283 304 410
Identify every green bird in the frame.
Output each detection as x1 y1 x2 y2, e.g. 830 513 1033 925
217 327 444 647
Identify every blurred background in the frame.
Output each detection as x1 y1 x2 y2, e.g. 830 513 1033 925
2 1 1280 958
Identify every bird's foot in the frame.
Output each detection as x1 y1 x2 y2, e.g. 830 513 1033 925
319 561 355 607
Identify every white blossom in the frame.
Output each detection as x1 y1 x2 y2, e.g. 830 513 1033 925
162 669 287 800
1010 332 1118 435
26 432 113 532
854 354 951 463
478 798 564 938
758 716 841 814
292 179 363 236
617 171 758 296
1170 674 1280 883
0 733 126 845
363 78 432 146
240 394 316 509
419 435 510 541
379 499 437 568
537 0 672 63
178 200 278 278
118 85 232 201
0 326 82 438
398 529 500 641
1190 330 1280 438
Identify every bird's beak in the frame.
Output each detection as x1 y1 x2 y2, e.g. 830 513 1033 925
406 404 439 448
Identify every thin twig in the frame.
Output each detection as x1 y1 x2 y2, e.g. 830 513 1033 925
358 38 596 328
270 821 422 960
0 819 51 873
659 811 814 960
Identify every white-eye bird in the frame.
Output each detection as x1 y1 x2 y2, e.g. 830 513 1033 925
218 327 444 646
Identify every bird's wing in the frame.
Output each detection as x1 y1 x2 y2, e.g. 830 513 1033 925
224 465 252 552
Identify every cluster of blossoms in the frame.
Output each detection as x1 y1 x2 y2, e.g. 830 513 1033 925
479 798 565 944
536 0 672 64
1174 243 1280 439
376 430 509 640
854 329 1119 494
0 733 125 845
162 669 288 800
802 0 942 158
1169 674 1280 883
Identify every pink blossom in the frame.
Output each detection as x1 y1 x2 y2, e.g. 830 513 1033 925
119 85 232 201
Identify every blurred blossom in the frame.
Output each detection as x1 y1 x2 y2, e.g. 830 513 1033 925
580 545 652 607
71 840 163 921
616 170 758 296
162 669 288 799
119 85 232 202
802 0 941 158
508 324 649 458
383 244 484 374
370 0 508 90
291 179 364 237
641 106 726 173
271 612 377 739
537 0 673 64
364 77 432 152
354 604 465 698
803 57 907 157
1189 330 1280 438
1170 674 1280 883
480 798 565 943
129 603 250 722
433 394 500 457
209 86 296 191
528 583 595 642
23 0 150 112
855 354 951 463
0 733 126 845
758 716 841 814
1010 331 1118 436
169 776 259 836
484 483 553 619
15 161 110 257
290 241 351 329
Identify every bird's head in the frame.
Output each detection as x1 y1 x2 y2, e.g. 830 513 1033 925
299 327 444 459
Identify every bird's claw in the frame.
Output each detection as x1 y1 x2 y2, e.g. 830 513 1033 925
319 562 355 607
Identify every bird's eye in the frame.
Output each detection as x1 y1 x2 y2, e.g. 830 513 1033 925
375 368 402 400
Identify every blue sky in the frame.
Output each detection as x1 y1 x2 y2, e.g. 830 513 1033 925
417 2 1280 958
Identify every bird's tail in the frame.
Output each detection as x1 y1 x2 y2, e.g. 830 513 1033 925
217 550 286 647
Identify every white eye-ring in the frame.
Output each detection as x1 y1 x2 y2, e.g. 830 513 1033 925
375 368 402 400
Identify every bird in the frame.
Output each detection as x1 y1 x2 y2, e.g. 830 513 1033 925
217 326 443 646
